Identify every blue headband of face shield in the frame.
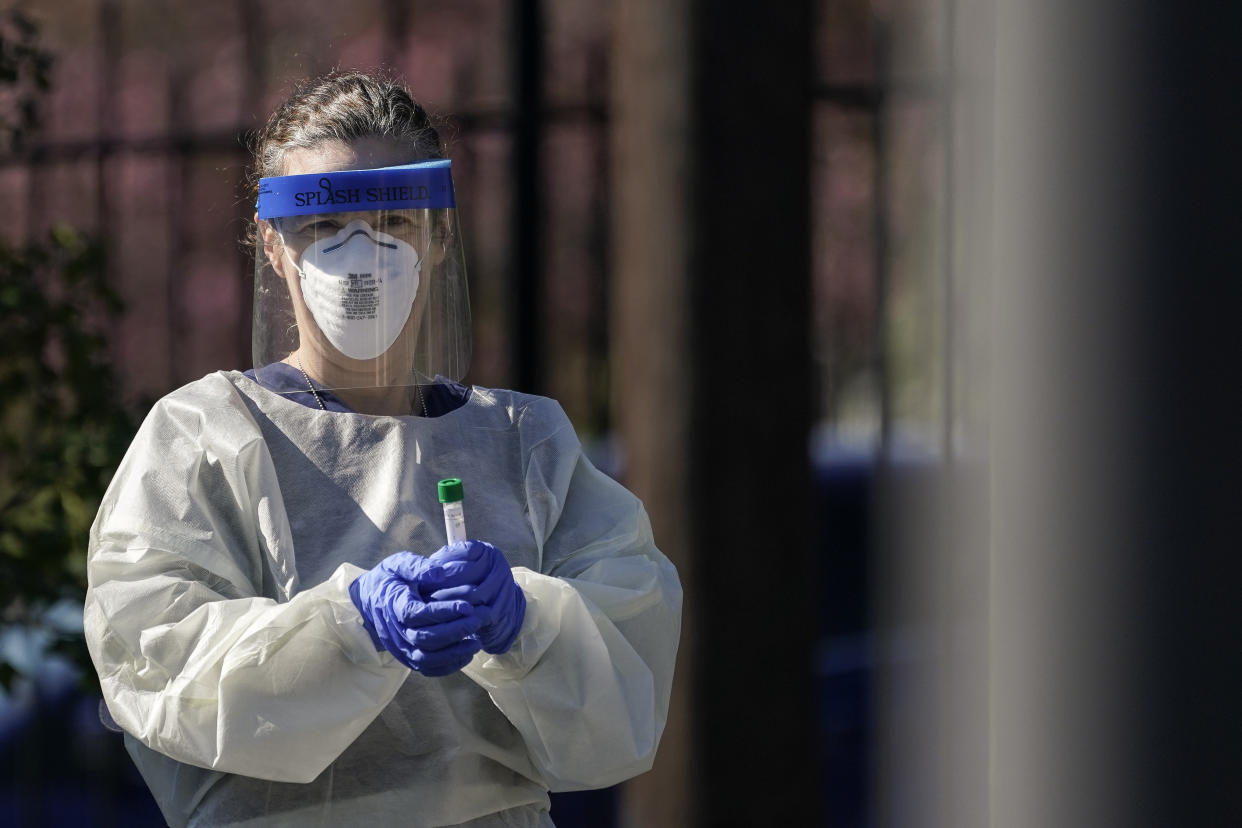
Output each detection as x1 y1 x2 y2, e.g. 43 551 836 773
256 159 456 220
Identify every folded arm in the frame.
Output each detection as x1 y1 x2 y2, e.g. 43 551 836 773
84 398 409 784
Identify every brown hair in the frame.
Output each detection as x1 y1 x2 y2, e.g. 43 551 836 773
249 70 444 199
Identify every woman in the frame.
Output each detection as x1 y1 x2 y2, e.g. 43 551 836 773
84 71 682 828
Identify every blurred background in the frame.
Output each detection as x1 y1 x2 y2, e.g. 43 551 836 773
2 0 1241 826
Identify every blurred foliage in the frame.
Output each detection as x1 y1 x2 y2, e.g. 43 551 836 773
0 8 53 153
1 10 138 690
0 226 138 689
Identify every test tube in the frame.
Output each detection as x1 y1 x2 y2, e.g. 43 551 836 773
438 478 467 544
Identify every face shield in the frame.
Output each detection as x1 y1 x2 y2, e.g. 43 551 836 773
253 159 470 394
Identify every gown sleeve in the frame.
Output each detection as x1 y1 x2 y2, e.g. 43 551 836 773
83 383 410 784
461 398 683 791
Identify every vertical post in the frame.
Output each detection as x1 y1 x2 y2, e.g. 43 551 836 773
613 1 815 823
991 2 1242 826
990 1 1141 825
612 0 817 824
610 0 694 823
237 0 266 369
941 0 957 459
510 0 543 393
872 22 893 458
382 0 410 68
1129 6 1242 823
688 2 817 824
165 67 189 388
96 0 119 242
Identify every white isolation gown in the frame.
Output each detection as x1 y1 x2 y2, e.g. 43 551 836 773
83 371 682 827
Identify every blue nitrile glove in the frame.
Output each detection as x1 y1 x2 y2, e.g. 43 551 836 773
349 551 483 676
427 541 527 655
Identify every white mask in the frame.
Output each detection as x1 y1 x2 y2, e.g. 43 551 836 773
288 219 421 361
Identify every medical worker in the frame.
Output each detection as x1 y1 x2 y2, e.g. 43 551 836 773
84 71 682 827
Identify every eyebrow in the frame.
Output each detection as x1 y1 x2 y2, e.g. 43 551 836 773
285 209 427 226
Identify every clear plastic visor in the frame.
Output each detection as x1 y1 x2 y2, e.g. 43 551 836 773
251 164 470 404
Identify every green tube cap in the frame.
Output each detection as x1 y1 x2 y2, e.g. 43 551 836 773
437 478 463 503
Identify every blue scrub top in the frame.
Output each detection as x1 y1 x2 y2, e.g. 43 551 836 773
244 363 471 416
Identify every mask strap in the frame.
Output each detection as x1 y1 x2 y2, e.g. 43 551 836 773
278 234 305 279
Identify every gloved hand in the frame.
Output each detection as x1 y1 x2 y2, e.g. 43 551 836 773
427 541 527 655
349 551 482 676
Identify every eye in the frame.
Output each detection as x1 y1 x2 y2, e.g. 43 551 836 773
379 214 415 231
301 219 343 234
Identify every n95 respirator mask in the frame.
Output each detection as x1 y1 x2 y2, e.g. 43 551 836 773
287 219 422 361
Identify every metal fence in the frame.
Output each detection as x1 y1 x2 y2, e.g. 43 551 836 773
1 0 983 824
1 0 614 434
2 0 982 454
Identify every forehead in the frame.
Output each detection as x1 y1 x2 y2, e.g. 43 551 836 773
280 137 417 176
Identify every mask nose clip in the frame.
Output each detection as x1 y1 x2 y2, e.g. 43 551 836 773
323 220 398 254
